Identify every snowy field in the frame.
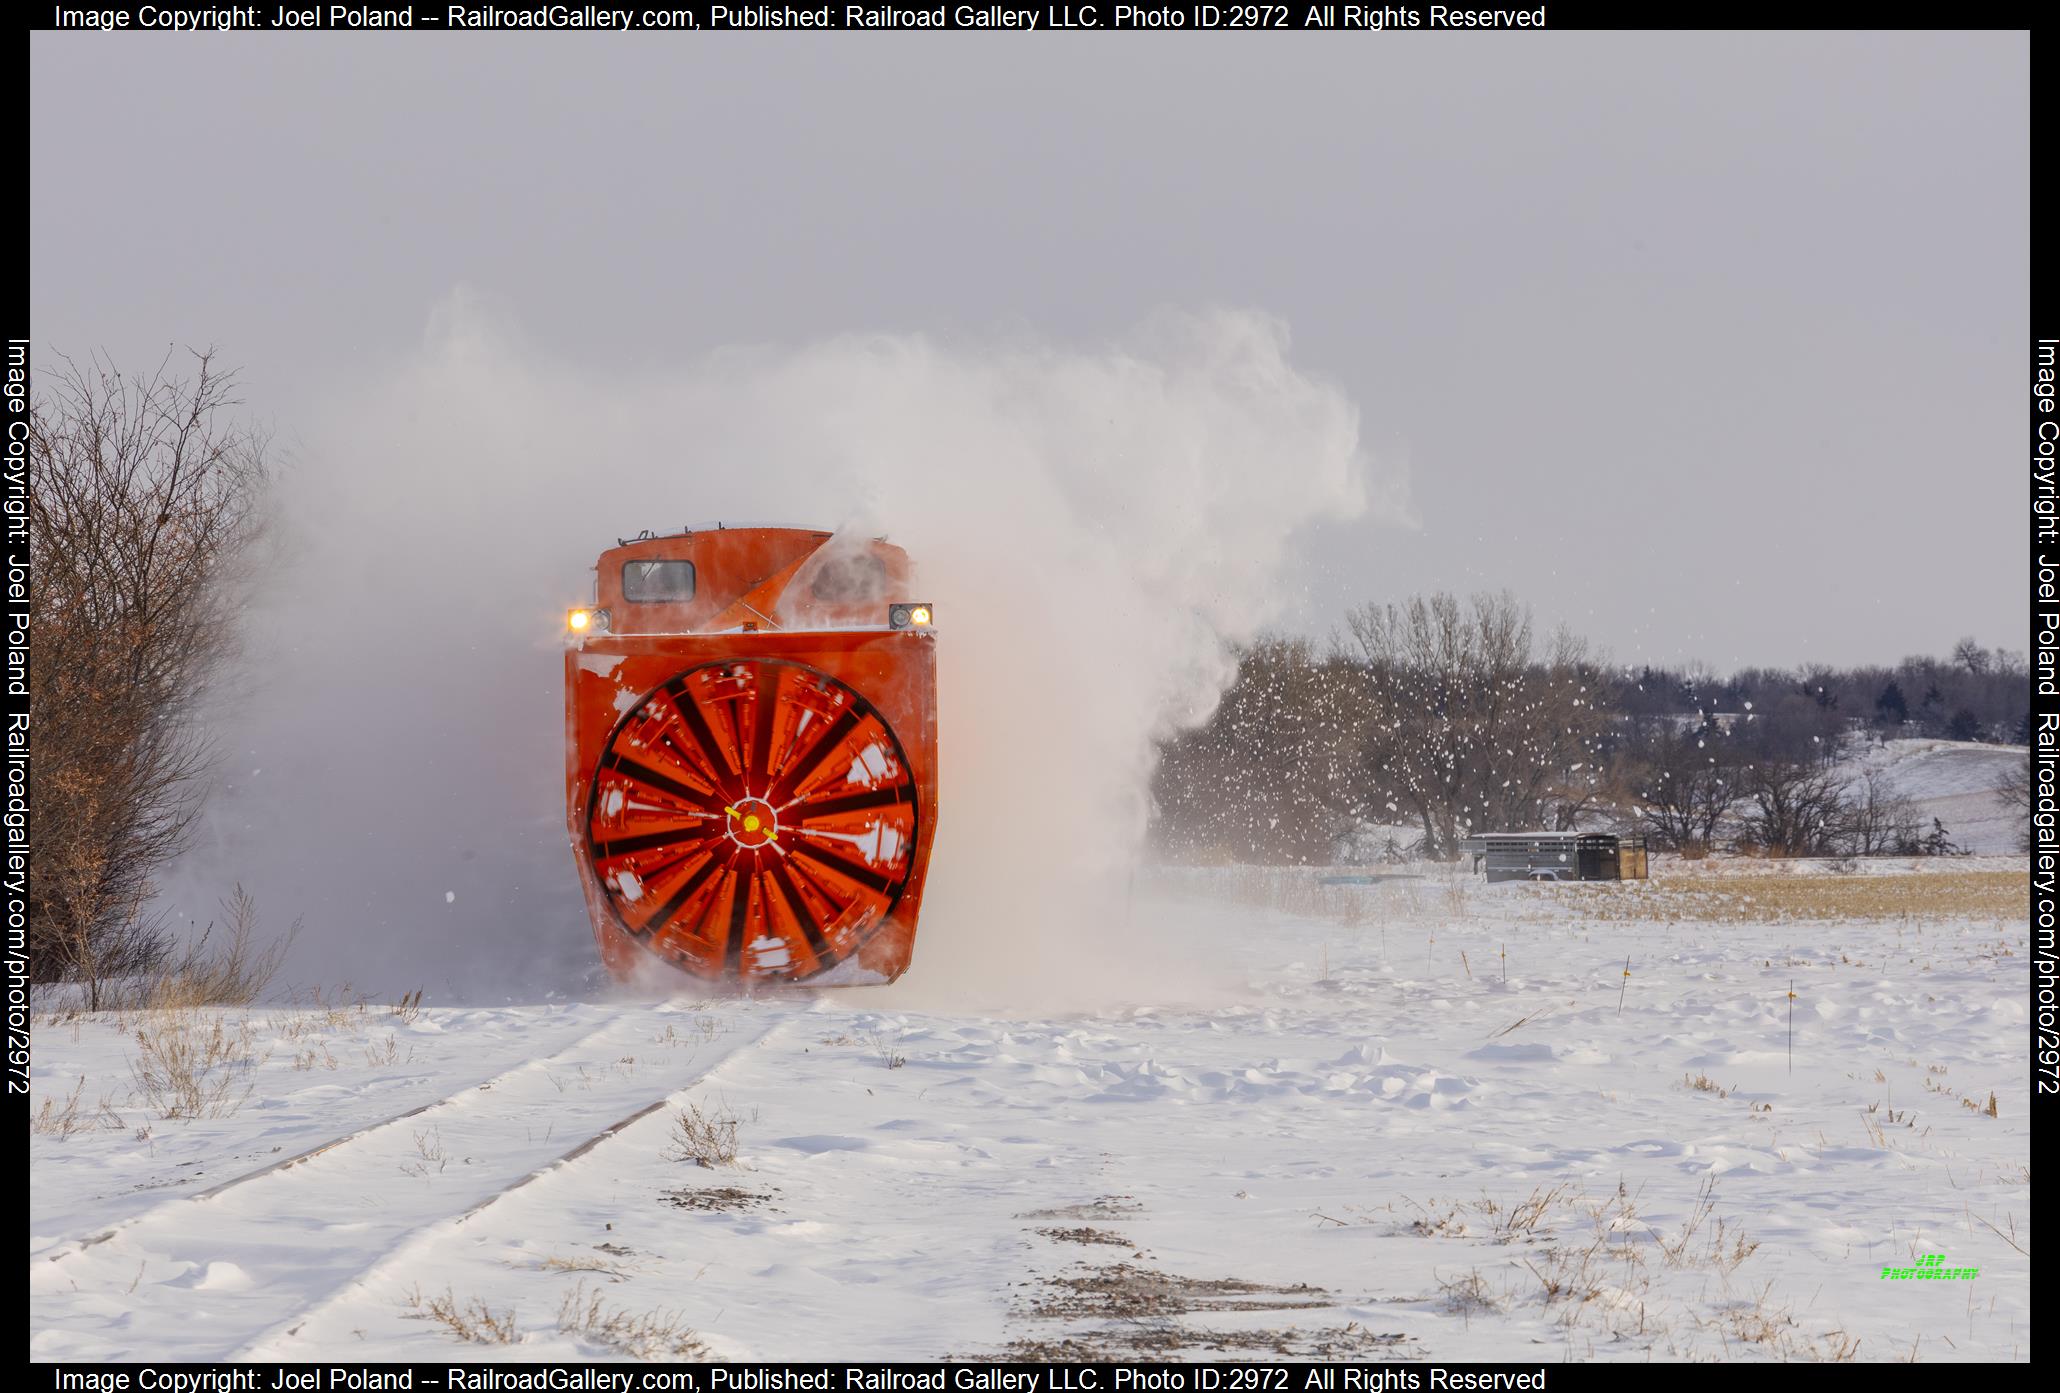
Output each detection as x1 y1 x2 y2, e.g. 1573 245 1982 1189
31 859 2032 1363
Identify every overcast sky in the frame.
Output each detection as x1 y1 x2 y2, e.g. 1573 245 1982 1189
31 31 2028 671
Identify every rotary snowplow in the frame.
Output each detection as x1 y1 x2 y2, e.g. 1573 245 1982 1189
564 526 937 986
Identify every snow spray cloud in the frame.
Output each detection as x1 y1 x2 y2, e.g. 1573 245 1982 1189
166 299 1402 1004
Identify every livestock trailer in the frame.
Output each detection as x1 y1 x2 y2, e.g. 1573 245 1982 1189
1458 832 1648 883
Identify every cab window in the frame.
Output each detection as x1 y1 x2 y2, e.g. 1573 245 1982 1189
622 559 696 603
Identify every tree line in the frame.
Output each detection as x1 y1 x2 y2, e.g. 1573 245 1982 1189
1149 592 2030 864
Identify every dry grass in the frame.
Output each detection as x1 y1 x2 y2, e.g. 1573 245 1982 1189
1029 1262 1332 1322
1038 1226 1134 1247
654 1011 723 1048
1655 1179 1759 1274
404 1286 519 1344
536 1253 636 1278
663 1100 740 1168
1386 1178 1801 1353
863 1029 906 1070
401 1126 449 1177
127 1011 267 1119
135 886 298 1010
1436 1268 1502 1319
664 1185 774 1213
993 1259 1410 1361
291 1042 339 1071
556 1281 707 1358
1396 1183 1577 1242
1157 863 2023 938
1530 871 2026 923
271 985 372 1039
30 1077 123 1137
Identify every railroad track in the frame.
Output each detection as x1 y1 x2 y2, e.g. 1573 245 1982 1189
30 1005 791 1361
235 1014 797 1360
36 1008 690 1265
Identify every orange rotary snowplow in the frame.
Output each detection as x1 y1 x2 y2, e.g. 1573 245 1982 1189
564 526 937 986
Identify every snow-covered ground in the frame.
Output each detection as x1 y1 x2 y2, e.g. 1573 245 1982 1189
1843 739 2026 856
31 861 2031 1362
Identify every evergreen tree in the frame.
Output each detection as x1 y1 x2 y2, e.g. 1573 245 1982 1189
1874 680 1908 725
1920 818 1960 857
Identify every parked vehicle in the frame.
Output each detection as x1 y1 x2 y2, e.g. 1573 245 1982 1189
1458 832 1648 883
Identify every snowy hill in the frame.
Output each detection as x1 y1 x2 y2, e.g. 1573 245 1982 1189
1840 739 2026 855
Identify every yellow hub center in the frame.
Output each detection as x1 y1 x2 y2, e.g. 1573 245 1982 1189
725 801 778 848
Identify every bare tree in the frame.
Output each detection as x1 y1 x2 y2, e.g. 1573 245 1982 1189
1994 757 2034 854
1625 721 1739 857
1336 592 1609 860
29 350 270 1004
1737 761 1848 858
1150 636 1358 863
1839 772 1920 857
1950 637 1992 677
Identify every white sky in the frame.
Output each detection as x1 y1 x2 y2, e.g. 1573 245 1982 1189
30 31 2030 670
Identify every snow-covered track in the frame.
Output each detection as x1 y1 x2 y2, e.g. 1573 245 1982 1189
43 1085 483 1266
34 1008 690 1265
29 1006 784 1362
235 1014 797 1360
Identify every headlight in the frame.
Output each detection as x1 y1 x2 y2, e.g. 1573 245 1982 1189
568 608 611 634
888 603 935 630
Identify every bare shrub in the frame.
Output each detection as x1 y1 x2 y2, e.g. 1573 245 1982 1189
556 1281 708 1358
404 1286 519 1344
663 1100 740 1168
28 350 271 1007
127 1012 267 1119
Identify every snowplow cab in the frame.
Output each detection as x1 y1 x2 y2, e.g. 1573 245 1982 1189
564 526 937 986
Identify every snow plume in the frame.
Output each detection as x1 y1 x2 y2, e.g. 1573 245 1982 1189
165 298 1399 1005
